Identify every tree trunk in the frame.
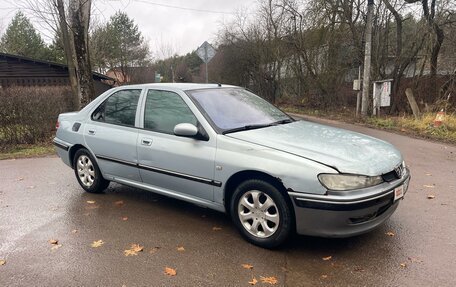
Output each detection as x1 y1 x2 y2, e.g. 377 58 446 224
429 24 444 98
69 0 94 107
55 0 79 110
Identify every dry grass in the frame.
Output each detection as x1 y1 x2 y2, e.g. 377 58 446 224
366 113 456 144
0 144 55 160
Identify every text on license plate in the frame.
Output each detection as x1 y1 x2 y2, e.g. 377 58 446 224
394 185 404 201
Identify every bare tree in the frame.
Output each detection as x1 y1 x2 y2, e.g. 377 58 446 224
404 0 454 99
18 0 95 109
55 0 79 109
69 0 95 106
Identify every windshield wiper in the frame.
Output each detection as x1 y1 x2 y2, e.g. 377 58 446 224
222 123 274 134
222 118 294 135
272 118 294 125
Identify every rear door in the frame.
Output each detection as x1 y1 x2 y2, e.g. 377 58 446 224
137 89 217 201
84 89 143 181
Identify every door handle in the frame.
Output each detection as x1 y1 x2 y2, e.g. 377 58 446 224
88 129 96 135
141 138 152 146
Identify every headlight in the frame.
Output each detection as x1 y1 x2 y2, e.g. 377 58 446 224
318 174 384 191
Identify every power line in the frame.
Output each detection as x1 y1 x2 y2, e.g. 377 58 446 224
130 0 235 15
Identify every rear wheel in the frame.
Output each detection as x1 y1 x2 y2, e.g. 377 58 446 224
230 179 292 248
73 148 109 193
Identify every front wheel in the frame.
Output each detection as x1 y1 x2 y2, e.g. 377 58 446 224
73 148 109 193
230 179 293 248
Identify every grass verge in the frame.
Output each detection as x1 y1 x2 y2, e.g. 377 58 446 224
0 144 55 160
282 105 456 145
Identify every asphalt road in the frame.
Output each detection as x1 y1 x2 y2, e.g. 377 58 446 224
0 117 455 287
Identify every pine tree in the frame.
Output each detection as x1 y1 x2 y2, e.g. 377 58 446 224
0 11 50 60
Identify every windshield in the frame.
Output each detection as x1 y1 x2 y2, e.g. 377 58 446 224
187 88 292 133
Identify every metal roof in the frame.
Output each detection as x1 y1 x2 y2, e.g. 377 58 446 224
0 52 113 81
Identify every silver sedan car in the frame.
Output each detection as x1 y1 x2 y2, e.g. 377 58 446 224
54 83 410 248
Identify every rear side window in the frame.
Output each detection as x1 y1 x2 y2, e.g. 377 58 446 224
144 90 197 134
92 89 141 127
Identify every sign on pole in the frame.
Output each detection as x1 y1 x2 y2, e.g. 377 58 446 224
373 79 392 115
196 41 216 83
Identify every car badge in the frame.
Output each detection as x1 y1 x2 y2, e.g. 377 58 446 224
394 165 403 178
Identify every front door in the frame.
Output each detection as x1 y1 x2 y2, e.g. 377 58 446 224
137 89 217 201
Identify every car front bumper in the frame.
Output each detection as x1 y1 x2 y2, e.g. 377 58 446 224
289 169 410 238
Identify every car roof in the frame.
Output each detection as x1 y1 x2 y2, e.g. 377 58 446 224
118 83 238 91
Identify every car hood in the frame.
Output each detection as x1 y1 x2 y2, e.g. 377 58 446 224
226 120 402 176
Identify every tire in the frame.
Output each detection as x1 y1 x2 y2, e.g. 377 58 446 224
230 179 293 248
73 148 109 193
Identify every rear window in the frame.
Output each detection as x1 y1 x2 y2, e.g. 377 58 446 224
92 89 141 127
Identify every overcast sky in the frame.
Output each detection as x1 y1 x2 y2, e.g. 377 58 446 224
0 0 258 58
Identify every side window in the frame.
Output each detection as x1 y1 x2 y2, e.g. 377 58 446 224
92 89 141 127
144 90 197 134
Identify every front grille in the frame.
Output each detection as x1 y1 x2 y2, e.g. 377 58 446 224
382 170 398 182
382 163 404 182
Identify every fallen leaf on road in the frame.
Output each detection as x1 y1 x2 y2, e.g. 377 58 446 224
27 186 35 189
124 249 138 256
281 267 288 273
322 256 332 261
164 267 176 276
51 244 62 250
177 246 185 252
16 177 24 181
91 240 104 248
385 231 395 237
150 247 160 254
321 275 328 279
427 194 436 199
248 277 258 285
131 244 143 252
86 200 96 204
121 217 128 221
400 263 407 268
425 173 432 176
114 200 124 207
260 276 278 285
423 185 434 188
124 244 144 256
71 229 78 234
49 239 59 245
212 226 222 231
0 259 6 266
242 263 253 270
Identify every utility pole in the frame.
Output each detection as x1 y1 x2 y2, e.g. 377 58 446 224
171 65 175 83
361 0 374 116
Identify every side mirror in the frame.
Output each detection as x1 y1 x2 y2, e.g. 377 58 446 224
174 123 198 137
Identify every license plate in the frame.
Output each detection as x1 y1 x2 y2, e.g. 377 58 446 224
394 185 404 201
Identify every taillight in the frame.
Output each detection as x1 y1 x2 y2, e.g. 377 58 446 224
56 120 60 129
